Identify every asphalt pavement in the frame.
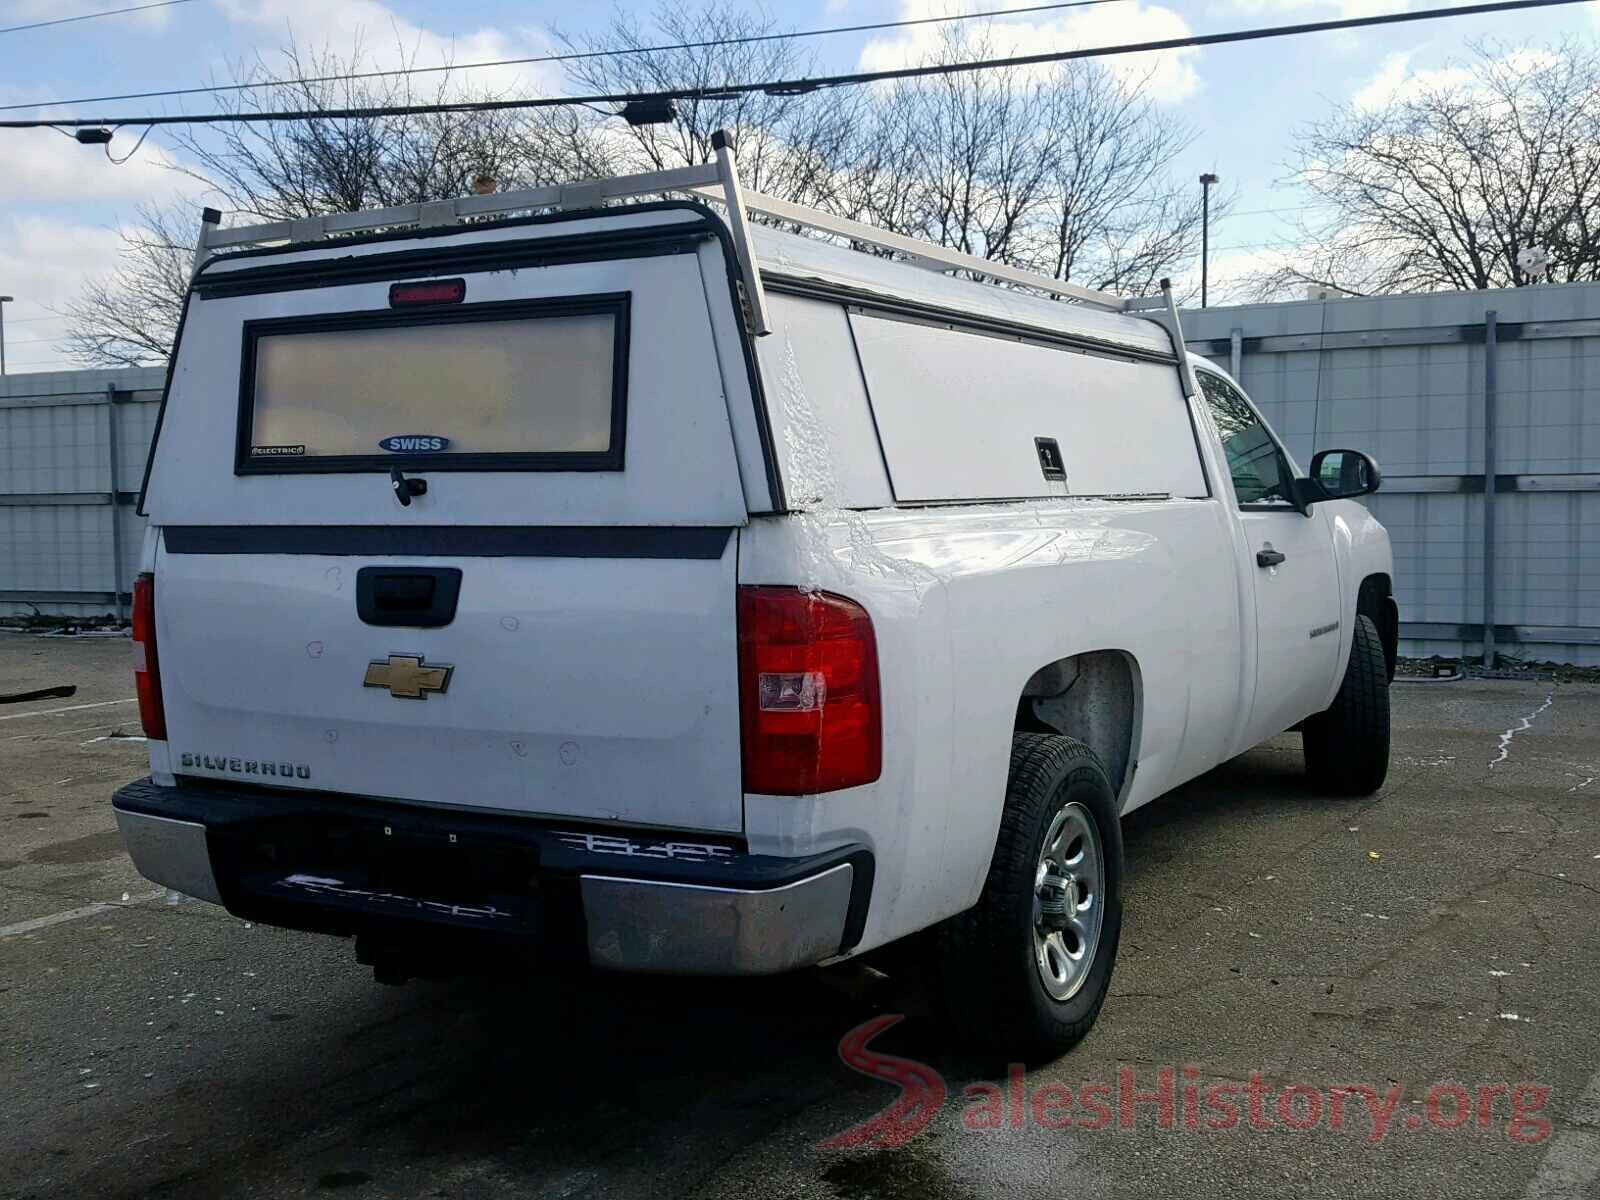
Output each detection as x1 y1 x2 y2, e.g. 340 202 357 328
3 632 1599 1200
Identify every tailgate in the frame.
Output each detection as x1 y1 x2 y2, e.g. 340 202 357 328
153 536 744 831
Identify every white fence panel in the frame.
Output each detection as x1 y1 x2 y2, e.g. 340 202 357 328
0 367 166 619
1185 281 1600 666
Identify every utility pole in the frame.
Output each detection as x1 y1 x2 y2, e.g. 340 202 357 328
1483 310 1499 668
0 296 12 375
1198 175 1218 308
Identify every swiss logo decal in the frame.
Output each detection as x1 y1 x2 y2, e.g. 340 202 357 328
379 435 450 453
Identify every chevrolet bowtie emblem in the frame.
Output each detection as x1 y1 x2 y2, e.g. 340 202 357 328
363 654 453 700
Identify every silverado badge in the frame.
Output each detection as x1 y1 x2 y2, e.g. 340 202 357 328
363 654 454 700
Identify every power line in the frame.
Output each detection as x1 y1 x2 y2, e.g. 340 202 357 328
0 0 197 37
1 0 1587 131
0 0 1127 113
1209 241 1303 252
1222 202 1339 218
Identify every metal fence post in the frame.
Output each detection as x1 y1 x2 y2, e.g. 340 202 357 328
1482 310 1498 667
106 384 125 622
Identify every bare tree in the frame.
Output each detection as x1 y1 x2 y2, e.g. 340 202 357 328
1255 37 1600 299
1036 62 1209 294
62 40 595 366
63 4 1214 364
578 16 1211 295
835 29 1209 296
163 37 595 219
863 30 1067 262
59 202 193 367
549 1 863 208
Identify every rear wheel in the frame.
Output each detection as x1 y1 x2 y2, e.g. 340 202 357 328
1302 613 1391 794
937 733 1123 1063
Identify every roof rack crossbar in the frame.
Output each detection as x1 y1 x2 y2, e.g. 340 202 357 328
188 128 1132 330
193 161 724 262
693 183 1127 314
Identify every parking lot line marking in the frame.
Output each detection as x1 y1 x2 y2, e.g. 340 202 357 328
0 697 137 723
0 888 164 939
3 723 113 742
1524 1066 1600 1199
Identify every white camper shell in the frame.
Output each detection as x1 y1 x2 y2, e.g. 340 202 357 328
114 133 1397 1057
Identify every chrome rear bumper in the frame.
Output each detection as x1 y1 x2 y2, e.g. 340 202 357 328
112 779 870 976
113 808 221 904
581 864 855 975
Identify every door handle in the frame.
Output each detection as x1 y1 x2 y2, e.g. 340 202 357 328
1256 547 1287 568
356 567 462 628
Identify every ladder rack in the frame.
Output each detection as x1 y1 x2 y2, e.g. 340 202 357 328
190 128 1192 386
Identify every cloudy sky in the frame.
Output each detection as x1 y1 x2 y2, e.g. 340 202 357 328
1 0 1596 371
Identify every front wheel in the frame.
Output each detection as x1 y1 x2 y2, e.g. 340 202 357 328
1302 613 1391 795
937 733 1124 1063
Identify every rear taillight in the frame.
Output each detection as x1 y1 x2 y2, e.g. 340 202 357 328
131 573 166 740
738 587 881 795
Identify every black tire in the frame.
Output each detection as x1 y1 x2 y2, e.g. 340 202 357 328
1302 613 1391 795
937 733 1123 1064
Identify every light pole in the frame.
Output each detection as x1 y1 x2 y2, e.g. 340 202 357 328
0 296 11 375
1198 174 1218 308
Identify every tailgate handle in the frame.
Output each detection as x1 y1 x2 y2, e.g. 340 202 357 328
356 567 462 628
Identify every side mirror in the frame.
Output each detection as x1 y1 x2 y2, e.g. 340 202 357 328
1297 448 1382 507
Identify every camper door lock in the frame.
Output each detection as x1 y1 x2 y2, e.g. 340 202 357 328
389 469 428 507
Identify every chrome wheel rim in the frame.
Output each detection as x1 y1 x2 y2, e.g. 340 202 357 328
1033 801 1105 1002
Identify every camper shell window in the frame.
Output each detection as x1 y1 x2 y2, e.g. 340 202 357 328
234 292 630 474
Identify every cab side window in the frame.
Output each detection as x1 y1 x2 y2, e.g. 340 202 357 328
1196 371 1293 507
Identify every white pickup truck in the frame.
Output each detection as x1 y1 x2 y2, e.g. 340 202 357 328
113 134 1397 1059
